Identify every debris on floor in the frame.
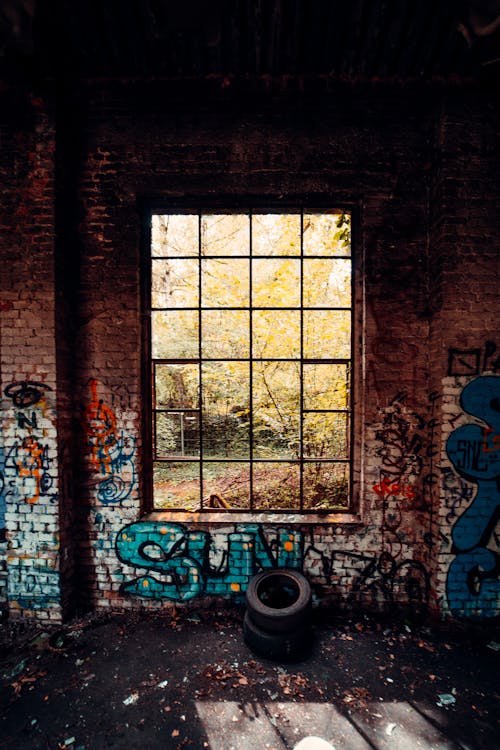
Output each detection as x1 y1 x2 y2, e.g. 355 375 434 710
0 608 498 750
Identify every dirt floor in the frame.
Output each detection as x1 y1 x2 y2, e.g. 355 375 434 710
0 606 498 750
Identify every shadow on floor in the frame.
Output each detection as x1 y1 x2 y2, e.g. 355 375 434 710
0 607 498 750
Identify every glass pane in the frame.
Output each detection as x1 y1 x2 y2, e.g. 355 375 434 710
202 258 249 307
202 362 250 458
302 412 349 459
303 462 349 510
252 259 300 307
253 462 300 510
155 364 199 408
153 461 200 510
151 211 354 513
152 214 199 257
253 310 300 358
252 213 300 256
201 214 249 256
303 213 351 257
253 362 300 459
202 310 249 358
152 259 198 308
303 364 349 410
202 462 250 509
304 310 351 359
156 412 200 457
151 310 198 358
303 258 351 308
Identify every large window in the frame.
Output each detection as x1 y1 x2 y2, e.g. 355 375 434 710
148 210 353 512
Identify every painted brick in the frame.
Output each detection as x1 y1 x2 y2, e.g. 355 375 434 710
1 80 498 623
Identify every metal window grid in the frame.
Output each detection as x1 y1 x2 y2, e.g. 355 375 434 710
150 209 353 513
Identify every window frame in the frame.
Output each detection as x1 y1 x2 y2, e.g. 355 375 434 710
141 202 363 519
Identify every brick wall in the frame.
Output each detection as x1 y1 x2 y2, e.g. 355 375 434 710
0 87 64 620
1 79 498 622
430 91 500 619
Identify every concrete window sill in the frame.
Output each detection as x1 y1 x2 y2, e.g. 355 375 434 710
145 510 362 525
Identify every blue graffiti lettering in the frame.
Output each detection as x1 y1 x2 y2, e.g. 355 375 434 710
96 434 136 505
117 522 203 600
116 521 304 602
445 375 500 619
447 549 499 619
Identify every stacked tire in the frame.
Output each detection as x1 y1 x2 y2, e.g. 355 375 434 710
243 569 313 661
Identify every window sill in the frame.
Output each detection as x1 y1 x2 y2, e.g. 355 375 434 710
146 510 362 525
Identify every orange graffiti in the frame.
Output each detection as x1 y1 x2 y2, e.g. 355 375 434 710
83 379 118 474
15 436 45 504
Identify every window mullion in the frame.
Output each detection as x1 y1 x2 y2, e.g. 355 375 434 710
299 209 304 512
249 210 254 511
150 210 353 514
198 210 203 510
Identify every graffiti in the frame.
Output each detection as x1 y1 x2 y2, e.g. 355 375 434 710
2 379 54 506
115 520 430 613
95 434 136 505
374 390 427 485
442 466 475 524
418 392 441 550
16 410 38 430
375 390 440 491
374 390 439 560
5 437 52 505
4 380 53 408
83 379 119 474
482 427 500 453
445 375 500 619
8 565 61 610
368 389 439 608
447 340 500 377
372 478 415 500
116 522 303 601
0 446 5 538
305 545 430 613
83 379 136 504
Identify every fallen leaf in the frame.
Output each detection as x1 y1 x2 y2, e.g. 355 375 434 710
342 687 372 710
417 639 435 653
278 673 310 696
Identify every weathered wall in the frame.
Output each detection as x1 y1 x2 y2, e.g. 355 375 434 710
0 80 498 622
430 91 500 619
0 89 65 619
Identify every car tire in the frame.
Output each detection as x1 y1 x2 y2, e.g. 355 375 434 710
242 610 312 661
245 568 312 633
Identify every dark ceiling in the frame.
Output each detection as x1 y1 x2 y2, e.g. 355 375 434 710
1 0 500 83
